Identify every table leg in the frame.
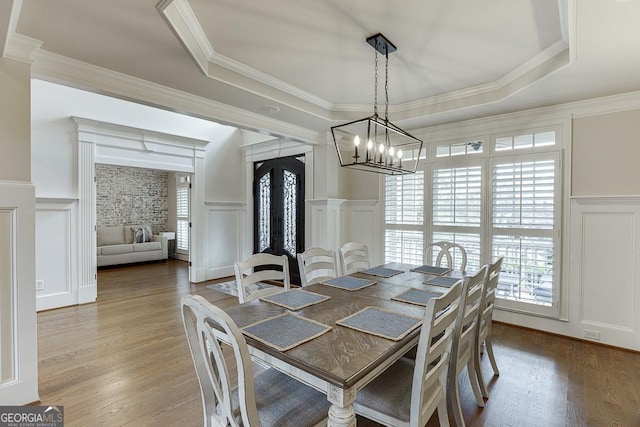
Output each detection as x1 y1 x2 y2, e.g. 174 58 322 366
327 384 356 427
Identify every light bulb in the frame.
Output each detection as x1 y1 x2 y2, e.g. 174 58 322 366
378 143 385 153
389 147 395 157
354 135 360 147
397 150 403 159
367 139 373 150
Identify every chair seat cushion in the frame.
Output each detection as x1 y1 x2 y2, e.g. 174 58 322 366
231 368 330 427
354 357 414 422
100 244 133 255
133 241 162 252
354 356 443 424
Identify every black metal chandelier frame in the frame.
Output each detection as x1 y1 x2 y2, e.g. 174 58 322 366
331 33 423 175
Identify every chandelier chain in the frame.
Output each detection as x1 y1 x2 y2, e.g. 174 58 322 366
373 49 378 116
385 51 389 122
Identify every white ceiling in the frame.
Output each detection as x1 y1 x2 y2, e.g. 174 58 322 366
8 0 640 137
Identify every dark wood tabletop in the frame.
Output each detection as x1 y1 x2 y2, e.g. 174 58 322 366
222 262 464 389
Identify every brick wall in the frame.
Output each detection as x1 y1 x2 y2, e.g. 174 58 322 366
96 164 169 234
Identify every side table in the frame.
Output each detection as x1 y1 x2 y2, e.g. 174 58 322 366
159 231 176 258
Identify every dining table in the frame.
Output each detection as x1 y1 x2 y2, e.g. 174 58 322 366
219 262 465 427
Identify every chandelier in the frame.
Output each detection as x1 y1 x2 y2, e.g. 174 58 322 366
331 33 423 175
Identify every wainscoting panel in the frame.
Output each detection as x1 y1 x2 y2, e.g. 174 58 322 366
570 197 640 349
342 200 381 266
0 182 37 404
206 203 245 279
35 200 78 311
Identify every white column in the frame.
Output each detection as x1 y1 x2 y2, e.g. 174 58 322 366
78 134 97 303
190 147 207 282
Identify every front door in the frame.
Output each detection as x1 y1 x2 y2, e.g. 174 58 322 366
254 155 305 285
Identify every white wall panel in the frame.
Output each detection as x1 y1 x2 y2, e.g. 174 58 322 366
342 201 381 266
35 201 77 311
0 182 37 405
580 212 634 329
206 204 244 279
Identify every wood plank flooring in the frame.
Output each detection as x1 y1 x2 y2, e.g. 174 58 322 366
36 260 640 426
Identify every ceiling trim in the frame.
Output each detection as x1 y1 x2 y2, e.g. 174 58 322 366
158 0 572 123
0 0 22 57
158 0 333 111
3 32 41 64
18 40 324 145
412 88 640 141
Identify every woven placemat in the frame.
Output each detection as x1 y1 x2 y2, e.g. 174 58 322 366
362 267 404 278
391 288 443 307
425 276 461 288
260 289 330 311
321 276 376 291
336 307 422 341
411 265 451 276
242 312 332 352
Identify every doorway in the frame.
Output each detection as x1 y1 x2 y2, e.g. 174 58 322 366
253 155 305 285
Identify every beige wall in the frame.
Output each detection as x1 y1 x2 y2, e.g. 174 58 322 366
572 109 640 196
0 58 30 182
340 167 380 200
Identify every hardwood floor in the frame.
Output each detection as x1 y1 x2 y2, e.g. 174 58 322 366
37 261 640 426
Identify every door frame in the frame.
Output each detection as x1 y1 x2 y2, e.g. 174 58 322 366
243 139 314 266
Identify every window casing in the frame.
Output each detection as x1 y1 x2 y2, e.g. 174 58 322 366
176 175 190 254
383 126 562 317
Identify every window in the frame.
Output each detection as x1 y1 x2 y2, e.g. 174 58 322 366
431 164 482 270
491 154 559 308
384 172 424 264
383 126 562 316
176 175 190 254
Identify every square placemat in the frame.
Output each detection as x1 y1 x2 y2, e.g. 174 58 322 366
362 267 404 278
411 265 451 276
336 307 422 341
242 313 332 352
321 276 377 291
425 276 461 288
260 289 330 310
391 288 444 307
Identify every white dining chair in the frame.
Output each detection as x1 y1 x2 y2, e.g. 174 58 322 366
233 253 290 303
352 281 462 427
181 295 330 427
474 256 504 399
447 264 488 427
338 242 370 275
297 247 338 286
425 241 468 271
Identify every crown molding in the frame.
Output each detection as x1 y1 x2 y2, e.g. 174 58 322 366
4 32 41 64
158 0 572 123
412 89 640 141
72 116 211 148
26 46 323 145
158 0 332 111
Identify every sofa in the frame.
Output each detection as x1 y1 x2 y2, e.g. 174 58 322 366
97 225 168 267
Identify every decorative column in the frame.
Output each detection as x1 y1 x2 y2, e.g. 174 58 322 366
77 122 97 303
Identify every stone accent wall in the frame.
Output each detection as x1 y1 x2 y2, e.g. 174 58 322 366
96 164 168 234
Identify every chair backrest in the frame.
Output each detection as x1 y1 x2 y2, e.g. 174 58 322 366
450 265 488 367
181 295 260 427
410 281 463 425
297 247 338 286
424 241 468 271
338 242 370 275
234 253 290 303
478 257 503 340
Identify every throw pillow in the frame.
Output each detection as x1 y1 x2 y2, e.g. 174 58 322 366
130 226 153 243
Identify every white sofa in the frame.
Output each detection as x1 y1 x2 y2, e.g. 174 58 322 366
97 225 168 267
